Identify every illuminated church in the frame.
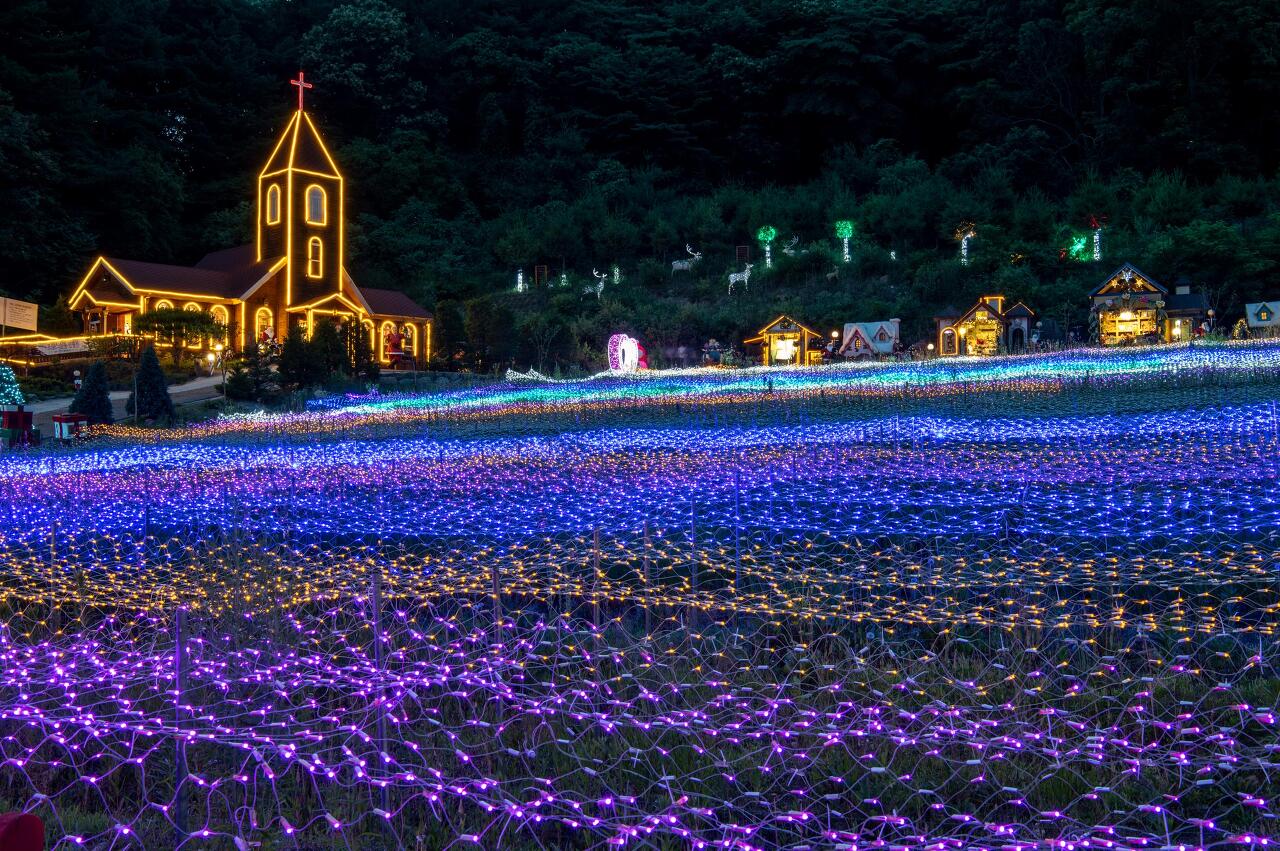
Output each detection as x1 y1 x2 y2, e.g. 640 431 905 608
67 74 431 363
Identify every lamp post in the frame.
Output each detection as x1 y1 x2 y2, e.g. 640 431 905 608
211 344 227 407
927 342 935 358
1207 309 1216 334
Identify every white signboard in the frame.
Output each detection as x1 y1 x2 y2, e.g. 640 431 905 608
0 298 38 332
35 339 89 356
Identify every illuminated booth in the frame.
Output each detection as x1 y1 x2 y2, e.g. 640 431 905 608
935 296 1035 357
1090 264 1208 345
743 316 825 367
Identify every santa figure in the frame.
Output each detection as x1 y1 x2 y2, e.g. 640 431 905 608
385 326 405 368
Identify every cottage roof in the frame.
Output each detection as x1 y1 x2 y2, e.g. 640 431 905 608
1165 291 1209 313
744 315 822 343
1090 263 1167 298
1246 302 1280 328
841 320 899 356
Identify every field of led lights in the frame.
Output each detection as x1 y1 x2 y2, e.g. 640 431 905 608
2 342 1279 850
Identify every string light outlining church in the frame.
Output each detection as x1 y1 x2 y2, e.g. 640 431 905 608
67 72 431 362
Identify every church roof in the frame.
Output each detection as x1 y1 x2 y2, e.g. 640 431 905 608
103 257 240 299
360 287 431 319
196 245 284 296
78 250 429 320
259 111 341 177
195 244 256 272
1004 302 1035 318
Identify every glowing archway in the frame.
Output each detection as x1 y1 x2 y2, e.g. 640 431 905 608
379 321 395 362
255 307 274 343
403 324 417 362
607 333 647 373
210 305 230 346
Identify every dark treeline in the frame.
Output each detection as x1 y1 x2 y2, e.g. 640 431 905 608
4 0 1280 369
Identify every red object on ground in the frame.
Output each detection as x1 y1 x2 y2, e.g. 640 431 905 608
52 413 88 441
0 812 44 851
1 405 33 430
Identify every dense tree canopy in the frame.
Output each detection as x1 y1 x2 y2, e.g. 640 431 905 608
3 0 1280 368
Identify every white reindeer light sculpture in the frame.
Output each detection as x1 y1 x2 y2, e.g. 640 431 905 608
781 235 802 257
728 263 753 294
671 244 702 275
584 268 607 300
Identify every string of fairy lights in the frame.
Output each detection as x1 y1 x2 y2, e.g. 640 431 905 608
0 343 1278 849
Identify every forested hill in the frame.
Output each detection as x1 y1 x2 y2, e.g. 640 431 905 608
4 0 1280 368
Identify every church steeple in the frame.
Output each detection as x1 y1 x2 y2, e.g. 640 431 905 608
256 73 344 309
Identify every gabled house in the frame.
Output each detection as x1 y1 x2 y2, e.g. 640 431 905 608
1089 263 1208 345
935 296 1035 356
1246 302 1280 337
743 315 826 367
839 319 900 358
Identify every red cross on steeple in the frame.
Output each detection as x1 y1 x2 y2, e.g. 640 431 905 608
290 71 313 111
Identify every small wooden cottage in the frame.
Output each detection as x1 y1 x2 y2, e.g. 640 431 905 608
935 296 1035 356
1246 301 1280 337
839 319 900 359
1090 264 1209 345
743 315 826 366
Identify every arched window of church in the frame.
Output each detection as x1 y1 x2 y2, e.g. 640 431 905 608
403 324 417 360
210 306 229 345
255 307 274 342
154 300 174 311
306 184 327 225
183 303 202 347
379 321 395 363
266 184 281 225
307 237 323 278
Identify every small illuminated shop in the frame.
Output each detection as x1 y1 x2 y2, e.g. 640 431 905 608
1090 265 1208 345
935 296 1035 357
743 315 825 367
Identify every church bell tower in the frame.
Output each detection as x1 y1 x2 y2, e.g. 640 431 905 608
256 72 345 311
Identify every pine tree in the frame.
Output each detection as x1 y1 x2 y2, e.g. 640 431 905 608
0 365 25 406
237 341 277 401
278 326 319 391
126 345 175 424
343 321 380 385
68 361 112 424
310 319 345 382
223 363 254 401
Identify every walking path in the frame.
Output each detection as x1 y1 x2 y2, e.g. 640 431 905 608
26 375 225 431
